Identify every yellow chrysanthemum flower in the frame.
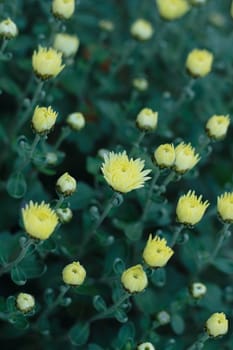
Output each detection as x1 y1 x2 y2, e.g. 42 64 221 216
16 293 35 313
186 49 213 78
56 172 77 196
53 33 80 58
32 106 58 134
206 115 230 140
143 235 174 268
156 0 190 21
0 18 18 39
22 201 58 240
206 312 228 337
174 142 200 173
176 190 209 225
52 0 75 20
32 46 65 80
121 264 148 293
153 143 175 168
101 151 151 193
62 261 86 286
130 19 154 41
217 192 233 222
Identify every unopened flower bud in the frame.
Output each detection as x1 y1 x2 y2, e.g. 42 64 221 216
217 192 233 223
206 115 230 140
190 282 207 299
16 293 35 313
132 78 148 91
52 0 75 20
130 19 153 41
137 342 155 350
99 19 114 31
153 143 175 168
56 207 73 223
46 152 58 165
0 18 18 39
32 106 58 135
62 261 86 286
174 142 200 174
54 33 79 57
205 312 228 337
56 172 77 196
157 310 171 325
186 49 213 78
136 108 158 131
121 264 148 293
66 112 85 131
156 0 190 21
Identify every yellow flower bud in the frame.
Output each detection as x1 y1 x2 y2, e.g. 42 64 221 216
56 172 77 196
137 342 155 350
52 0 75 20
53 33 80 57
46 152 58 165
16 293 35 313
190 0 206 5
206 312 228 337
98 19 115 32
32 46 65 80
132 78 149 91
56 207 73 223
206 115 230 140
22 201 58 240
0 18 18 39
231 1 233 18
217 192 233 223
156 0 190 21
32 106 58 135
176 190 209 226
130 19 153 41
157 310 171 325
174 142 200 174
136 108 158 131
153 143 175 168
66 112 85 131
190 282 207 299
186 49 213 78
143 235 174 268
121 264 148 293
62 261 86 286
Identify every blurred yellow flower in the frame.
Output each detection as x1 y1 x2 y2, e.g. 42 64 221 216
121 264 148 293
136 108 158 131
137 342 155 350
101 151 151 193
16 293 35 313
99 19 115 31
130 19 153 41
32 106 57 134
132 77 149 91
53 33 80 57
66 112 85 131
156 0 190 21
0 18 18 39
62 261 86 286
206 115 230 140
190 282 207 299
153 143 175 168
217 192 233 222
22 201 58 240
143 235 174 268
174 142 200 173
32 46 65 80
231 1 233 18
186 49 213 78
206 312 228 337
176 190 209 225
52 0 75 19
56 172 77 196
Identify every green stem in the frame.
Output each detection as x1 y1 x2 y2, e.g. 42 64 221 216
173 78 196 112
210 223 231 261
54 126 71 150
157 170 177 195
90 292 130 323
141 168 160 222
54 195 65 210
17 134 41 173
130 131 146 155
0 238 34 276
170 224 184 247
186 333 209 350
0 39 8 57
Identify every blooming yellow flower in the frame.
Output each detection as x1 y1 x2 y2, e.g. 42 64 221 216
62 261 86 286
186 49 213 78
136 108 158 131
206 115 230 140
143 235 174 268
32 46 65 80
56 172 77 196
56 207 73 223
99 19 115 32
16 293 35 313
32 106 58 134
101 151 151 193
66 112 85 131
189 282 207 299
206 312 228 337
137 343 155 350
153 143 175 168
0 18 18 39
52 0 75 19
121 264 148 293
217 192 233 222
174 142 200 173
156 0 190 21
53 33 80 57
132 77 149 92
176 190 209 225
130 19 154 41
22 201 58 240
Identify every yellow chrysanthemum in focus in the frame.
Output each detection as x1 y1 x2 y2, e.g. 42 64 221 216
217 192 233 223
32 46 65 80
206 115 230 140
156 0 190 21
62 261 86 286
174 142 200 173
186 49 213 78
53 33 80 57
101 151 151 193
206 312 228 337
121 264 148 293
153 143 175 168
143 235 174 268
52 0 75 19
22 201 58 240
32 106 58 134
176 190 209 225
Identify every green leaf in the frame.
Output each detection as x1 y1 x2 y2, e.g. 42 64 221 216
6 296 17 313
69 322 90 346
69 181 94 210
87 156 102 176
114 309 128 323
211 257 233 274
171 314 185 335
11 266 27 285
113 220 143 241
115 323 135 349
88 344 104 350
93 295 107 312
9 313 29 330
113 258 125 275
6 171 27 199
